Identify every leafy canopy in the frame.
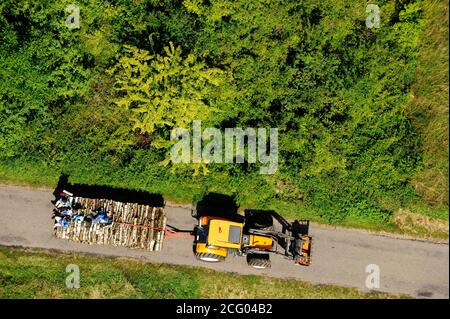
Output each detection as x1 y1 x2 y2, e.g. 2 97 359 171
110 42 226 148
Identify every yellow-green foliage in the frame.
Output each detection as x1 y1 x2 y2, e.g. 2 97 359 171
110 42 226 148
409 0 449 206
0 0 446 233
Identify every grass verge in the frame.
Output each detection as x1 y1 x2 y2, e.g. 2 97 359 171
409 0 449 206
0 246 406 299
0 160 447 241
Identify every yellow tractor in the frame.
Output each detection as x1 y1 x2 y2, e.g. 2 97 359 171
191 208 312 269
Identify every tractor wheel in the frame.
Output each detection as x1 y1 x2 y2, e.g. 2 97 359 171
247 254 271 269
195 252 225 262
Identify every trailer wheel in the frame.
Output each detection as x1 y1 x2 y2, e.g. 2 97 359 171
247 254 271 269
195 252 225 262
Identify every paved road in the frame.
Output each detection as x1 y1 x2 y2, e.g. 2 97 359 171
0 185 448 298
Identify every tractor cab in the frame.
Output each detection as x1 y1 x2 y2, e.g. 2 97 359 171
193 215 275 267
190 194 311 269
194 216 244 262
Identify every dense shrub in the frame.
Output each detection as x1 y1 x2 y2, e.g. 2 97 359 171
0 0 439 227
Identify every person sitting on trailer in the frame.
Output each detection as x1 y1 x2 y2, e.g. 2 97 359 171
55 191 73 209
73 213 84 223
61 207 74 217
93 210 111 225
54 216 71 229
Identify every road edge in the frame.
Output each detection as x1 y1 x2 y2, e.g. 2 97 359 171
1 183 448 245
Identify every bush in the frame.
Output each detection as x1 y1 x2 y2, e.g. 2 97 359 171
0 0 441 229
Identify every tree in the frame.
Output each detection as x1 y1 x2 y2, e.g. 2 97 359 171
110 42 227 149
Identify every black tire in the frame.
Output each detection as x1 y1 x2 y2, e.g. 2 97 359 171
195 252 225 262
247 254 271 269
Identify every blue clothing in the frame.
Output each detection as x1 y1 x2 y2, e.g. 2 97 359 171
73 215 84 223
62 209 74 217
58 218 70 228
94 214 110 224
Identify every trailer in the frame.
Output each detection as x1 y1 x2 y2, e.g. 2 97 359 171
52 190 312 268
52 190 166 251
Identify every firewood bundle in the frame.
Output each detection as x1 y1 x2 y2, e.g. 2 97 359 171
53 197 166 251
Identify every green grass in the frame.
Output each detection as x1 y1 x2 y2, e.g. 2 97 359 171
409 0 449 206
0 246 406 299
0 159 447 241
0 0 448 242
0 160 60 188
398 0 449 240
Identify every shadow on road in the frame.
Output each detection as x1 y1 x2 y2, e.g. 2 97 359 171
52 173 164 207
193 192 244 223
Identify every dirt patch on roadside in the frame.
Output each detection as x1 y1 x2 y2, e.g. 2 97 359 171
393 209 449 240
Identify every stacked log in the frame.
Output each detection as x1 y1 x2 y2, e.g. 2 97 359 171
53 197 166 251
